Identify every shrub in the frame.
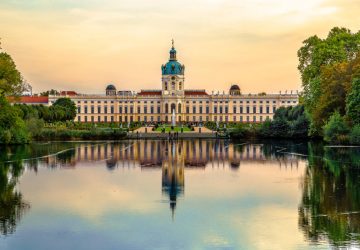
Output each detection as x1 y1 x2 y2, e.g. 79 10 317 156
349 125 360 145
323 112 350 144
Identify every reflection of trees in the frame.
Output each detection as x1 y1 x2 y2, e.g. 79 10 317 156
299 144 360 246
0 150 30 235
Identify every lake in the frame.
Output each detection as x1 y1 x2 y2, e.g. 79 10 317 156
0 139 359 249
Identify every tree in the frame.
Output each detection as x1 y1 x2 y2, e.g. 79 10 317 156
40 89 59 96
346 78 360 125
297 27 360 128
323 112 350 144
0 96 29 144
311 60 355 130
0 52 24 96
53 98 76 121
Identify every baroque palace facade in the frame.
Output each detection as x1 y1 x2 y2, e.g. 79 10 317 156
48 43 299 123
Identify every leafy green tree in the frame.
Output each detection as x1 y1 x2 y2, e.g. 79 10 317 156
0 52 24 96
40 89 59 96
53 98 76 121
346 78 360 125
350 125 360 145
0 96 29 144
297 27 360 132
323 112 350 144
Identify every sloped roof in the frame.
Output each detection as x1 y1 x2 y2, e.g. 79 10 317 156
8 96 49 104
184 90 208 96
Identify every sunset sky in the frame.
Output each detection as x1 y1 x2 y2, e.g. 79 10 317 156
0 0 359 94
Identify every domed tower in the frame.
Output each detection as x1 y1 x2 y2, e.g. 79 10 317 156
161 40 185 96
106 84 117 96
229 84 241 96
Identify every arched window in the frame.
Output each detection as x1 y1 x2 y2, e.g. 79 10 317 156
179 82 182 90
172 82 175 90
171 103 176 113
165 103 169 113
164 82 168 90
178 103 181 113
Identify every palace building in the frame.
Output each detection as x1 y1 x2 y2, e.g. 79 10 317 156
48 42 299 123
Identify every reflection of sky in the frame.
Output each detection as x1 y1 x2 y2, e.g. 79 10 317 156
0 156 324 250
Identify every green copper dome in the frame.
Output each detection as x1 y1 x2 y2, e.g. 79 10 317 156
162 42 185 75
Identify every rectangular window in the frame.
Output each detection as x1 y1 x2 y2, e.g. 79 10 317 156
186 106 190 114
157 106 161 113
206 116 209 122
233 107 236 113
84 116 88 122
233 116 236 122
111 116 114 122
144 107 147 114
104 106 108 114
199 106 203 114
151 106 154 114
193 106 196 114
130 107 133 113
125 107 128 114
246 106 250 114
77 106 81 113
111 106 114 114
91 106 94 114
260 116 263 122
206 106 209 114
151 116 154 122
225 116 228 122
91 116 94 122
214 107 217 113
246 116 249 122
157 116 160 122
137 106 140 113
259 106 263 114
98 106 101 113
119 116 122 122
220 106 223 114
253 116 256 122
125 116 128 122
253 106 256 113
186 116 189 122
240 106 243 114
144 116 147 122
240 116 243 122
104 116 107 122
273 106 276 113
266 106 270 114
193 116 196 122
77 116 81 122
98 116 101 122
225 106 228 113
137 116 140 122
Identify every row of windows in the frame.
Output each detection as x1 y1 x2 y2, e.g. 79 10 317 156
74 99 297 105
78 105 278 114
78 115 271 123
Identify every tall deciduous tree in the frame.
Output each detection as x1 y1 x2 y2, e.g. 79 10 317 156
0 52 24 96
298 27 360 133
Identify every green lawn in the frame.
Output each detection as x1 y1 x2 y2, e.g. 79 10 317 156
154 126 192 132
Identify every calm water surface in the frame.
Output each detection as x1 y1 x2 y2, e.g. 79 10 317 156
0 139 359 249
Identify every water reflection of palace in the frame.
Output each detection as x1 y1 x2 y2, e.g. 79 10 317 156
38 140 301 217
70 140 300 169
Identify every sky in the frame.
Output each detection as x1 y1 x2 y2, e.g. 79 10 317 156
0 0 360 94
